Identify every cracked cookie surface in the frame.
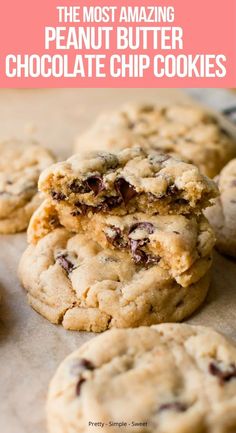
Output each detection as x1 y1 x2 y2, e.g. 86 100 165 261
0 139 55 233
74 103 236 178
47 323 236 433
28 200 215 280
18 229 210 332
39 147 218 217
205 158 236 257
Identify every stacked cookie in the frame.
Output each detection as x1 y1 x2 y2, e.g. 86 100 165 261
19 147 218 332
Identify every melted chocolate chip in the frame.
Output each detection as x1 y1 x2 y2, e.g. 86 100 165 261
73 196 122 216
69 179 90 194
166 184 178 195
173 231 180 235
100 196 122 210
130 239 160 266
128 222 155 236
158 402 187 413
56 253 75 274
175 198 188 205
85 175 105 196
209 362 236 384
105 226 128 249
51 191 66 201
115 178 137 205
130 240 148 264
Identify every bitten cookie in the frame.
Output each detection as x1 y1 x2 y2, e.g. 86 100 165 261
0 139 55 233
74 103 236 178
205 158 236 257
18 229 211 332
47 323 236 433
28 199 215 280
38 147 218 217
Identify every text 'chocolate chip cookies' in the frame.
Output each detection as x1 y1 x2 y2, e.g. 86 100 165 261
0 139 55 233
47 324 236 433
74 104 236 178
19 146 217 331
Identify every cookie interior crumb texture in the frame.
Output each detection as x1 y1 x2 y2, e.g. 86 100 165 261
28 199 215 280
38 147 218 217
47 324 236 433
74 103 236 178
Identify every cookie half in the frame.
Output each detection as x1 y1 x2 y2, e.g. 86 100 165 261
39 147 218 217
47 324 236 433
28 200 215 279
0 139 55 233
18 229 211 332
74 103 236 178
205 158 236 257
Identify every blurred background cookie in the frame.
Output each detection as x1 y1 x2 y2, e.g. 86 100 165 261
74 103 236 178
0 139 55 234
205 158 236 258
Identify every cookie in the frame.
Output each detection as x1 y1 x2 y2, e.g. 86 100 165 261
18 229 211 332
0 139 55 233
74 103 236 178
38 147 218 217
47 323 236 433
28 200 215 279
205 158 236 257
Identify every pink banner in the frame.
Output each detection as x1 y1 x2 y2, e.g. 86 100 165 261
0 0 235 87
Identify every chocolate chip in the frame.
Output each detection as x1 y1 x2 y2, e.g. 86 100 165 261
85 175 105 196
158 402 187 413
115 178 137 205
128 121 135 130
69 179 90 194
128 222 155 236
79 359 95 370
130 240 148 264
76 378 86 396
173 231 180 235
209 361 236 384
166 184 178 195
51 191 66 201
174 198 188 205
100 196 122 210
105 226 128 249
56 253 75 274
220 127 231 137
74 359 95 396
71 358 95 376
130 239 160 266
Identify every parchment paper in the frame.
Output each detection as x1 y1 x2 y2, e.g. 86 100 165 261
0 89 236 433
